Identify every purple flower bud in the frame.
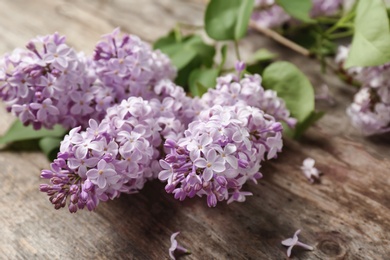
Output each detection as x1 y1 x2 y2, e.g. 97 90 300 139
68 203 78 213
207 193 217 207
39 184 51 192
70 194 78 203
51 177 64 185
51 69 61 77
165 154 178 163
69 184 79 194
86 199 96 211
52 192 65 204
26 41 36 52
165 183 176 193
41 170 54 179
235 61 246 73
164 139 177 149
238 159 249 168
80 191 88 201
215 176 227 187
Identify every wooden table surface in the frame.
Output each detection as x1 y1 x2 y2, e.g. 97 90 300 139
0 1 389 259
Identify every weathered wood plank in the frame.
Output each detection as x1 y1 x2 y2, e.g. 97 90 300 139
0 0 389 259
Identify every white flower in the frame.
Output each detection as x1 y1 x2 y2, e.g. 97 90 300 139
300 158 320 183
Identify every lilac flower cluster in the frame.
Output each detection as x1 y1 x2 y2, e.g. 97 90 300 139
251 0 343 29
336 46 390 135
159 105 283 207
0 29 175 129
40 94 187 212
93 28 176 102
156 70 292 207
201 73 297 128
40 62 294 211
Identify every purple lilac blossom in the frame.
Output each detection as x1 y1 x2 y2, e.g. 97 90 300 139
281 229 314 257
40 96 186 212
0 34 102 129
310 0 343 17
251 0 343 29
93 28 176 102
300 157 320 183
158 104 283 207
169 232 190 260
0 29 176 130
201 72 297 128
251 5 291 29
336 46 390 135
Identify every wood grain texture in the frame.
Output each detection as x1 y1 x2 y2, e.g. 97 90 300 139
0 0 389 259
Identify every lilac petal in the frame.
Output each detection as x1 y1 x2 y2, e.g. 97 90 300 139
159 160 171 170
47 105 60 115
70 104 81 115
86 169 99 178
267 148 277 160
75 145 88 159
212 162 225 173
296 241 314 251
104 168 117 177
97 159 107 169
224 144 236 154
97 176 107 189
281 238 295 246
200 134 212 146
202 168 213 182
206 149 217 162
194 158 207 168
287 246 293 258
225 156 238 169
158 169 172 181
224 169 239 178
57 44 71 55
89 142 103 152
46 42 57 53
293 229 301 238
29 103 41 110
303 158 315 168
84 157 100 167
170 232 180 246
37 109 47 121
56 57 68 68
89 119 98 129
67 158 81 169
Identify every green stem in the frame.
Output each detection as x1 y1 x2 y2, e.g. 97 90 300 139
234 40 241 61
325 10 355 35
249 21 311 57
174 23 182 42
177 22 204 30
316 17 340 24
329 30 354 39
220 67 235 73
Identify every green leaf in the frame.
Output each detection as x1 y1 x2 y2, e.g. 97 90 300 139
39 137 62 161
153 30 177 50
154 33 216 88
248 49 278 63
218 44 228 73
175 55 203 87
189 68 219 97
276 0 315 23
205 0 255 40
262 61 319 138
0 121 67 145
183 36 216 68
345 0 390 67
